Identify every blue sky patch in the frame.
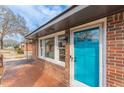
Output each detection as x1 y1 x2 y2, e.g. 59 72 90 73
7 5 70 32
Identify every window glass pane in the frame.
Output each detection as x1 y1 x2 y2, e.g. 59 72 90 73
58 35 66 62
45 37 55 59
40 40 42 56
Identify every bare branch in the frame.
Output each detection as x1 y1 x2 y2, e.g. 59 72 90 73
0 6 29 49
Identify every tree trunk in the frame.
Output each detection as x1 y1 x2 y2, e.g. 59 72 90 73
0 38 3 49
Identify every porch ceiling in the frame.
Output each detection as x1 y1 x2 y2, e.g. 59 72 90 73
26 5 124 39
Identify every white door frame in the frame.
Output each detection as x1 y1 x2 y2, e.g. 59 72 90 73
70 18 107 87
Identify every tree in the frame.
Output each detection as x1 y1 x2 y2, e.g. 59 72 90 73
0 6 29 49
3 39 19 48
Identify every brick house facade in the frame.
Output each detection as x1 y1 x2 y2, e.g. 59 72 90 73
107 12 124 86
26 6 124 87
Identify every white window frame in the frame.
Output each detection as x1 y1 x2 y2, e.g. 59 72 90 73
38 31 65 67
70 18 107 87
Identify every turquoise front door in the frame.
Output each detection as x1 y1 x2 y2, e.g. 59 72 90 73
74 27 100 87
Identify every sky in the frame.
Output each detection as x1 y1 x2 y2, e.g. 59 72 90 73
7 5 70 32
5 5 70 42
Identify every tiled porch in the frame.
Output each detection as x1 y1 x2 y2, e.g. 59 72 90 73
1 59 66 87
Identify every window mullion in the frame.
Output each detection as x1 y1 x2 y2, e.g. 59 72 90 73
38 39 41 58
42 39 45 58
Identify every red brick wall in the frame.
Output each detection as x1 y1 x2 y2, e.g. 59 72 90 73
32 39 38 60
64 29 70 86
23 43 32 51
107 12 124 87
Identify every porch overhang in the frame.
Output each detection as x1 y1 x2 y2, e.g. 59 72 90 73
26 5 124 39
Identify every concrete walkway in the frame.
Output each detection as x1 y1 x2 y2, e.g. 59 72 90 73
1 59 66 87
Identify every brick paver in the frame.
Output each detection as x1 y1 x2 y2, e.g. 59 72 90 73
1 59 66 87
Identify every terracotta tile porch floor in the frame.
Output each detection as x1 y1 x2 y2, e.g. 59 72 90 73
1 59 66 87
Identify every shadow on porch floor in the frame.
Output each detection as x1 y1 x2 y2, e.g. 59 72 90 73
1 59 66 87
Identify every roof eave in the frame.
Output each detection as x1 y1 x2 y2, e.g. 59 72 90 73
25 5 89 39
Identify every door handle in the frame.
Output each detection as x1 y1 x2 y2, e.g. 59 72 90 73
70 55 77 62
70 55 73 61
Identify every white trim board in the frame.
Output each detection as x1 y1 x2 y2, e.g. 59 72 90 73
70 18 107 87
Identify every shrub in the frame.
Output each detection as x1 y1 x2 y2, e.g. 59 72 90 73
14 45 24 54
16 48 24 54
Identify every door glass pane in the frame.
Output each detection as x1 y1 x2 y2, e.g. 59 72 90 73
74 27 99 87
45 37 55 59
58 35 66 62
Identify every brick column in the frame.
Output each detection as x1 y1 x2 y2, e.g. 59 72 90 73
32 38 38 60
65 29 70 86
107 12 124 86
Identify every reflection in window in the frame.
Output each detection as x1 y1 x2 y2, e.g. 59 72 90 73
58 35 66 62
74 27 99 43
40 40 42 56
45 37 55 59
